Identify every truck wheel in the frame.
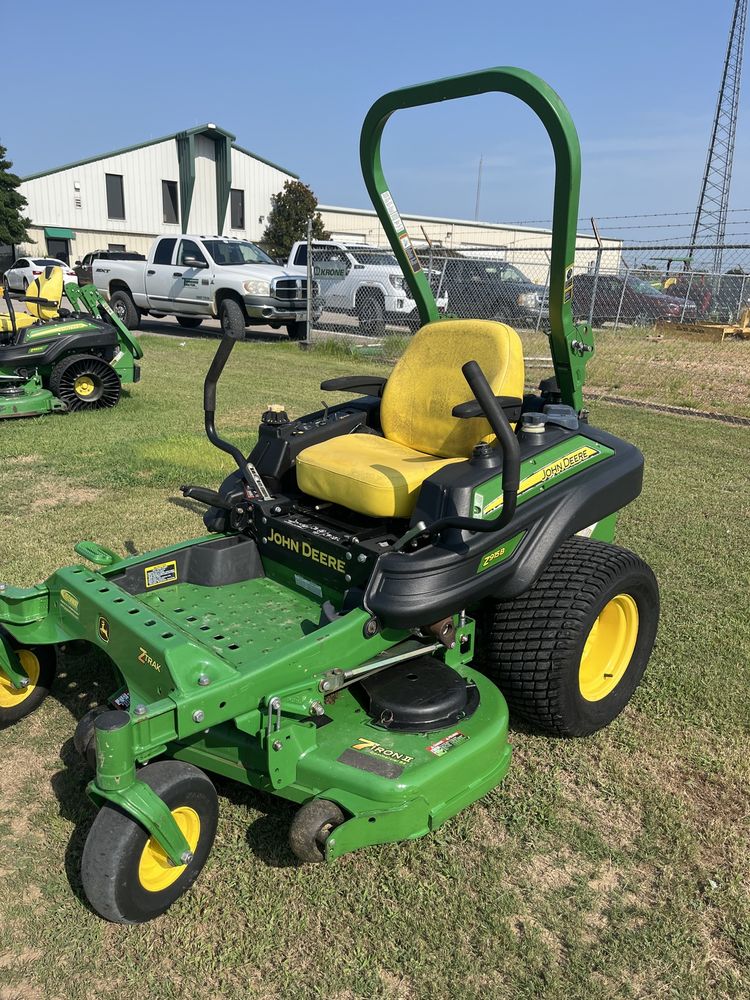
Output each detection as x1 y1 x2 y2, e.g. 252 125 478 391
0 644 56 729
356 292 386 337
81 761 219 924
475 537 659 737
178 317 203 330
285 320 307 341
219 298 246 338
50 354 122 411
110 290 141 330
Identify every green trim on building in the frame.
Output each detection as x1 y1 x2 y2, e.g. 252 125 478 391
176 132 196 234
44 227 76 240
22 124 298 182
215 134 233 234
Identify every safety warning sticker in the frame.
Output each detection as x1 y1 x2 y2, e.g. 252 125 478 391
144 559 178 589
381 189 406 234
426 731 469 756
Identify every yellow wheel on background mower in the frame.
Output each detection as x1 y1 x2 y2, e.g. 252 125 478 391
579 594 640 702
0 645 56 729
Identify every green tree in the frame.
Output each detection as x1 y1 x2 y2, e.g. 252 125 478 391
262 180 328 259
0 141 30 247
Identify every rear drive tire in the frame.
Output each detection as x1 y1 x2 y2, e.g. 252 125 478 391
285 320 307 341
475 537 659 737
219 298 246 339
110 290 141 330
0 643 56 729
177 317 203 329
356 292 386 337
50 354 122 411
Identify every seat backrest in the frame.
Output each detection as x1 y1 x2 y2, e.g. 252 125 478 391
380 319 524 459
26 266 63 320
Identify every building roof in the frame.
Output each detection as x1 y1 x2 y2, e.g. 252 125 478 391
22 123 298 181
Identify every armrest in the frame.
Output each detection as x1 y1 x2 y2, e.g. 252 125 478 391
452 395 523 422
320 375 388 397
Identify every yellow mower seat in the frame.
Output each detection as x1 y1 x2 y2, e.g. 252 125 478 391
296 319 525 518
0 312 35 333
26 266 64 319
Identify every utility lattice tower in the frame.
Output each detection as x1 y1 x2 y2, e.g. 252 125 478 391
690 0 747 273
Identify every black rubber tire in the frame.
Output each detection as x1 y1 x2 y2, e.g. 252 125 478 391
289 799 345 863
49 354 122 411
475 537 659 737
218 297 246 338
81 760 219 924
0 642 56 729
356 291 386 337
285 320 307 341
109 290 141 330
177 317 203 329
73 705 112 769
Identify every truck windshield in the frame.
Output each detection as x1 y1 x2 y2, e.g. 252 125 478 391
202 241 275 266
348 249 398 266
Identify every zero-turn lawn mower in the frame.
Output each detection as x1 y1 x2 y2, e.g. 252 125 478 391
0 68 658 924
0 266 142 418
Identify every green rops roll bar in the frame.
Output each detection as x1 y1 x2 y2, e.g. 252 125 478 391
359 67 595 412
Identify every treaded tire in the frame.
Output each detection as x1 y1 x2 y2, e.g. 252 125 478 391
49 354 121 411
81 760 219 924
109 290 141 330
73 704 112 769
285 320 307 340
356 292 386 337
0 642 56 729
289 799 345 863
219 297 246 338
475 537 659 737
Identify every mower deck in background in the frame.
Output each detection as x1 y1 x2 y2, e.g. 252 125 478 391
0 68 658 925
0 267 142 418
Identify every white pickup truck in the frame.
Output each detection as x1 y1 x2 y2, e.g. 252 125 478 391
288 239 447 336
94 235 311 339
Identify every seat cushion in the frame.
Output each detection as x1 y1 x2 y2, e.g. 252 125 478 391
296 433 462 519
381 318 524 459
0 312 35 333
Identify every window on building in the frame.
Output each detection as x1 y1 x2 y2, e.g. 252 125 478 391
153 238 177 266
230 189 245 229
108 243 126 252
105 173 125 219
162 180 179 225
177 239 207 267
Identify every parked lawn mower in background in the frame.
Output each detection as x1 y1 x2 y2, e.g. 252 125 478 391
0 266 142 418
0 68 658 925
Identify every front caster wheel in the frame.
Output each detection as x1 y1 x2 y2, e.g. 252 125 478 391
0 644 56 729
81 760 218 923
289 798 345 863
73 704 112 769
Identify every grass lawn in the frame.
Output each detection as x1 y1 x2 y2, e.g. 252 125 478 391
0 332 748 1000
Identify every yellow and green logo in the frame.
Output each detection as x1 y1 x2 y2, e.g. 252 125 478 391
350 737 414 766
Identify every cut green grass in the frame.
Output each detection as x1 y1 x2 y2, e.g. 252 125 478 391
0 332 748 1000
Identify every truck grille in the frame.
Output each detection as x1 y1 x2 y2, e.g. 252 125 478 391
273 277 307 301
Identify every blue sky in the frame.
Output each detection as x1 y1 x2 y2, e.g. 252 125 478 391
3 0 747 239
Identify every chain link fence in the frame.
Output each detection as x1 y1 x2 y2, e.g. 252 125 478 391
303 222 750 420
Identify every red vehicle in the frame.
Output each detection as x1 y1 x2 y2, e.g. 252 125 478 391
573 273 698 326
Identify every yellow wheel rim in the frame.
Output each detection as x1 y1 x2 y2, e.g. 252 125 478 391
0 650 40 708
138 807 200 893
579 594 639 702
74 375 96 397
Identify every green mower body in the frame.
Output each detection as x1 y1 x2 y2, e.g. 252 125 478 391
0 280 142 418
0 68 659 925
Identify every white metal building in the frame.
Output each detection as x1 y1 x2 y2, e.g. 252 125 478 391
18 123 298 264
317 205 623 273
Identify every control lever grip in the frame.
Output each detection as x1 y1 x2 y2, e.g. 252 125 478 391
181 485 233 510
